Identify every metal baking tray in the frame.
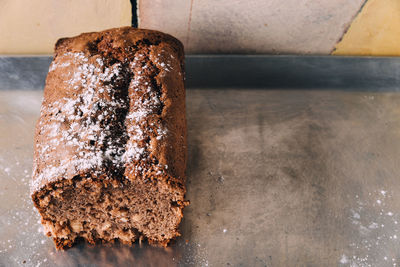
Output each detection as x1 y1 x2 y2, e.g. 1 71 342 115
1 55 400 266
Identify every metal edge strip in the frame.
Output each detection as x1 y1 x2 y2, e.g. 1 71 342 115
1 55 400 90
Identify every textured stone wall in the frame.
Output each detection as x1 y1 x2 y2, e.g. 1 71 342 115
1 0 398 56
138 0 365 54
139 0 400 56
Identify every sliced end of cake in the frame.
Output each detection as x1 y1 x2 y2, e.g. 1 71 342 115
32 174 187 249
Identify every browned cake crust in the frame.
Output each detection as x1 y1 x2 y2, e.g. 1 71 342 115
31 27 187 249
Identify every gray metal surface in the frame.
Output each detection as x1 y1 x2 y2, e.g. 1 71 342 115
2 56 400 266
2 88 400 266
2 55 400 90
0 57 51 90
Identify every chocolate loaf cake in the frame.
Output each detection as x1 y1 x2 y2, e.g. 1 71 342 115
31 27 187 249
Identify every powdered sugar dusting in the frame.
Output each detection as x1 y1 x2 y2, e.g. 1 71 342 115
32 54 126 192
340 190 400 266
32 50 170 192
123 54 168 174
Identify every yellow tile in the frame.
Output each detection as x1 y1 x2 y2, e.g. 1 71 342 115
0 0 131 54
333 0 400 56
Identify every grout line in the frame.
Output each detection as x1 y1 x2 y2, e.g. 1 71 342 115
330 0 369 54
186 0 195 50
131 0 138 28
